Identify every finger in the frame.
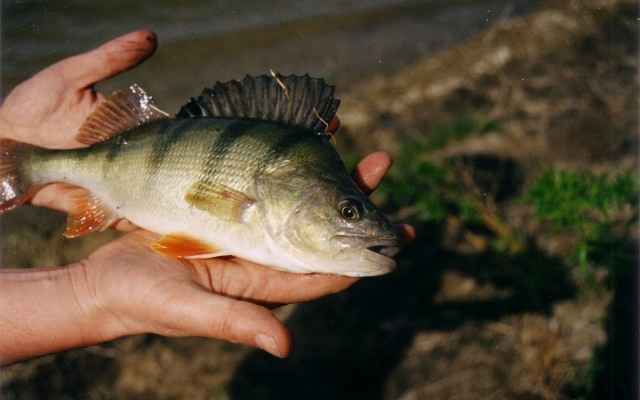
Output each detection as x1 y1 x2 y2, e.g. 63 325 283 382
351 151 392 195
92 230 292 357
396 223 416 247
261 273 358 303
212 226 413 305
111 219 139 232
133 231 358 304
30 184 139 232
49 30 157 91
155 287 291 358
326 116 340 133
29 183 84 211
187 257 358 304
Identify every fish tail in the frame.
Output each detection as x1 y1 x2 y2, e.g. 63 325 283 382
0 139 37 214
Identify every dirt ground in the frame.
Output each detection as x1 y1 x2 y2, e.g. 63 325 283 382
1 0 638 399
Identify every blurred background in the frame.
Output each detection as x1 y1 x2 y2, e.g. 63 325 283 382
1 0 638 399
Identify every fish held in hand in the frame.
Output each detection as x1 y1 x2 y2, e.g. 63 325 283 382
0 74 400 276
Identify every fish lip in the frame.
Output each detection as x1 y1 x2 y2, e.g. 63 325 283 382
362 237 400 274
330 235 400 276
365 238 400 258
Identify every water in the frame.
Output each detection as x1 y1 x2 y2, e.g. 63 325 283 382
2 0 434 91
1 0 540 110
4 0 430 49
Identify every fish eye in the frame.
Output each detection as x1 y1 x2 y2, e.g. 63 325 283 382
338 199 362 221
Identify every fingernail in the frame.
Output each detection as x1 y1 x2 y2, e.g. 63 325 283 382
255 334 283 358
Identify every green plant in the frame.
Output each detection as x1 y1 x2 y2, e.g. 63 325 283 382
522 170 638 282
374 115 638 287
422 116 498 151
377 116 497 224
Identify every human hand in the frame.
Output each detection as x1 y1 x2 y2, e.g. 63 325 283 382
76 152 414 358
0 29 157 148
0 30 157 226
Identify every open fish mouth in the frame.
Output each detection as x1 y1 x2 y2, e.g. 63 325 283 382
366 239 400 258
362 238 400 273
330 235 400 276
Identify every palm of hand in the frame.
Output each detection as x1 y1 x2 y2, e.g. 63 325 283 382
0 79 100 149
86 230 356 352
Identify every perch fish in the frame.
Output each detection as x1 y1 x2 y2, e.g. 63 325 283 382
0 74 399 276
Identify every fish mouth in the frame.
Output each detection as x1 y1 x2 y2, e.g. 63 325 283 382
366 239 400 258
330 235 400 277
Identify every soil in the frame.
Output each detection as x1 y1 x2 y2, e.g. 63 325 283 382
1 0 638 399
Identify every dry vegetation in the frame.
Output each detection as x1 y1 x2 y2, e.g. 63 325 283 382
1 0 638 399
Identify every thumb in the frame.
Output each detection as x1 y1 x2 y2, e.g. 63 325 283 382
51 29 158 91
150 286 291 358
351 151 392 195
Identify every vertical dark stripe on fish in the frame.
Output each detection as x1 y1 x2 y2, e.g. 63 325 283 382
202 120 255 178
72 146 93 160
264 125 317 163
105 136 126 162
203 121 314 179
147 121 189 174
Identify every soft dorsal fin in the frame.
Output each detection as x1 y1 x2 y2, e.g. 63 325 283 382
176 73 340 134
76 85 169 146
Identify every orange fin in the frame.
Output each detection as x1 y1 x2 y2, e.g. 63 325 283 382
76 85 169 146
0 139 38 214
64 190 120 237
150 233 225 259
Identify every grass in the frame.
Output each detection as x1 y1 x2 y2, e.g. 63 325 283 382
522 170 638 284
373 117 638 287
376 116 495 225
363 116 639 397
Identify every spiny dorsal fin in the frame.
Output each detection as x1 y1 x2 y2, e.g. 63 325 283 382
176 73 340 134
76 85 169 146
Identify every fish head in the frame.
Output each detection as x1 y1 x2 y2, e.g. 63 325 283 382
258 166 400 276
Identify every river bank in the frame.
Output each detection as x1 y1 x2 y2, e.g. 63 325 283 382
1 0 637 398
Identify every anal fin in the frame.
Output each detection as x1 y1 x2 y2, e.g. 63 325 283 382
151 233 226 259
64 190 120 237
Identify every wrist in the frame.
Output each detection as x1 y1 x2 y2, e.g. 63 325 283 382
65 260 132 345
0 262 127 365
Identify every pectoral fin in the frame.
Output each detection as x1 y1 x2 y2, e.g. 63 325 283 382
64 190 120 237
185 180 255 223
151 233 226 259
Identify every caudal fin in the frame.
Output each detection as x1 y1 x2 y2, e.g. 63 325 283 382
0 139 36 214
